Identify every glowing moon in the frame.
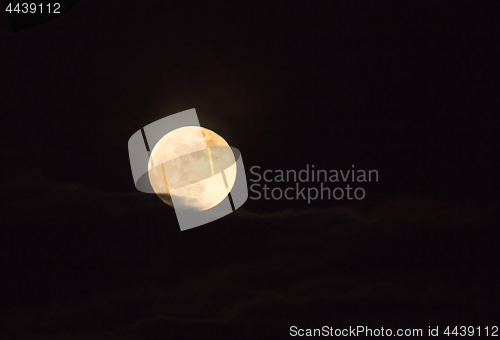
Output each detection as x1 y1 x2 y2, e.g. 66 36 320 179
148 126 237 211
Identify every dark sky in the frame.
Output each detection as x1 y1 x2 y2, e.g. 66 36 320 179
1 2 500 339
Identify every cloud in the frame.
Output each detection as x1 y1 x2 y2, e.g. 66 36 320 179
1 174 499 339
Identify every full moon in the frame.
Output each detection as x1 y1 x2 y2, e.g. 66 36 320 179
148 126 237 211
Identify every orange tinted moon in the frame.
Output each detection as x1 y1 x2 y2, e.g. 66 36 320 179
148 126 237 211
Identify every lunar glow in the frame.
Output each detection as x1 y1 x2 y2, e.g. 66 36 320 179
148 126 237 211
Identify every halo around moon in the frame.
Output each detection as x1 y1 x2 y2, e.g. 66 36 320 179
147 126 237 211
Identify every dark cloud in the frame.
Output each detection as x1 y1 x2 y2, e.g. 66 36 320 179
1 177 498 339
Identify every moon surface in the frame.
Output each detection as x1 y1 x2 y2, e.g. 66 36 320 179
148 126 237 211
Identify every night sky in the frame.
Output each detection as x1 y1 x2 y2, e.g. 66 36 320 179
1 2 500 339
